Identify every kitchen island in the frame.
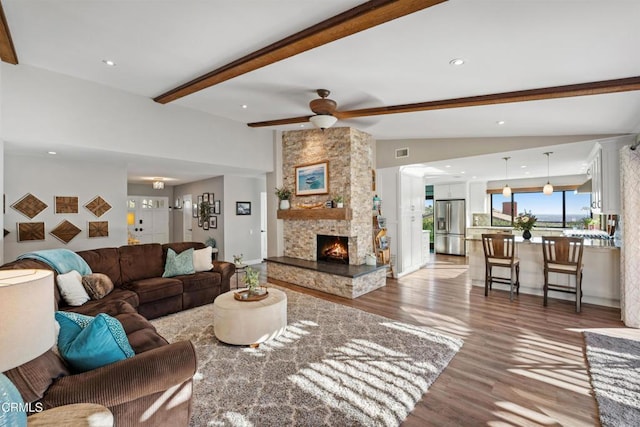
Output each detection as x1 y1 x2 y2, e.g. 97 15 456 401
467 235 620 308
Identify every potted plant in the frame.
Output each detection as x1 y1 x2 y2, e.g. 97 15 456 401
243 267 261 295
513 211 537 240
232 254 243 266
333 195 344 208
275 186 292 210
199 200 211 222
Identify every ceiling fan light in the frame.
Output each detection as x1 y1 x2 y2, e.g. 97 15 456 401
502 185 511 198
309 114 337 130
153 180 165 190
543 182 553 195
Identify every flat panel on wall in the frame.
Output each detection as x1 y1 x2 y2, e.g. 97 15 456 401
17 222 45 241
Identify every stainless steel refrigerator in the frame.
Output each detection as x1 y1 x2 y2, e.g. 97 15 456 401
435 199 466 256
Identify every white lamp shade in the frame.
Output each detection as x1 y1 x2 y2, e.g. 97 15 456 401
0 270 55 372
502 185 511 198
543 182 554 195
309 114 337 129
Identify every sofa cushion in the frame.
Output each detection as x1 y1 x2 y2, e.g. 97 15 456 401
126 277 183 305
56 270 90 306
55 311 135 372
126 328 170 354
77 247 122 287
119 244 164 284
82 273 115 299
163 248 195 278
63 289 139 317
192 246 213 272
175 271 221 293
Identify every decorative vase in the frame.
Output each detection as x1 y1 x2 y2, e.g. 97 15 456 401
522 229 532 240
336 202 344 208
279 199 290 210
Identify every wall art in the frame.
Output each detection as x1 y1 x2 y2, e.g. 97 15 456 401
17 222 45 242
295 161 329 196
88 221 109 238
50 220 81 244
213 200 221 214
55 196 79 214
11 193 48 219
236 201 251 215
84 196 112 218
209 216 217 229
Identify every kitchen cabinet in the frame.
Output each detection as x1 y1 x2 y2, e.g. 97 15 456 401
587 140 623 214
421 230 431 265
434 183 466 200
400 171 424 275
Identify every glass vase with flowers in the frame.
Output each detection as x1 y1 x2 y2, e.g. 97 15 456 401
513 211 537 240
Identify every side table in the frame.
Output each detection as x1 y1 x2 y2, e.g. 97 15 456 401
234 264 247 289
28 403 113 426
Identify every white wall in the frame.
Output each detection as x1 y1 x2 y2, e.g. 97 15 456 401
1 64 274 173
4 154 127 261
223 176 266 265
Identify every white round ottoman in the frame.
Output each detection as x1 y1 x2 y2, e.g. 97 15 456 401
213 288 287 345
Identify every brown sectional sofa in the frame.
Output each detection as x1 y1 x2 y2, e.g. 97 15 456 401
0 241 236 426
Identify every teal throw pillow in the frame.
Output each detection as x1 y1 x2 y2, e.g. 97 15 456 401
55 311 135 372
162 248 195 278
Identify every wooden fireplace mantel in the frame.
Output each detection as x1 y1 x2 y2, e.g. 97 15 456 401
276 208 352 220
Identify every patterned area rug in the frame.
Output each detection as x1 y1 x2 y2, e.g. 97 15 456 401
584 332 640 427
151 286 462 426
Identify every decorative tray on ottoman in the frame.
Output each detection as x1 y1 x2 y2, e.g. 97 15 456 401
234 289 269 301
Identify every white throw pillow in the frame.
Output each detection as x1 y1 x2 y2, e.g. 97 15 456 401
193 246 213 272
56 270 90 306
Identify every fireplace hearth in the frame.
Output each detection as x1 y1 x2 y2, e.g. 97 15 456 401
317 235 349 264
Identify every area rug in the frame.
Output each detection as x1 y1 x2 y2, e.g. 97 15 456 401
151 286 463 426
583 332 640 427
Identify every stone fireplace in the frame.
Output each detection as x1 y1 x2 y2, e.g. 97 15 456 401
317 235 349 264
266 127 387 298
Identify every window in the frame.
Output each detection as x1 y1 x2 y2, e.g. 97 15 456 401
491 190 591 228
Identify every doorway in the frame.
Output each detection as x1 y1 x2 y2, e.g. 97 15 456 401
183 194 193 242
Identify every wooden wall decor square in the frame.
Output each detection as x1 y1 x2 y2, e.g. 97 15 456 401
11 193 48 219
17 222 45 242
88 221 109 238
55 196 79 214
50 220 81 244
84 196 112 218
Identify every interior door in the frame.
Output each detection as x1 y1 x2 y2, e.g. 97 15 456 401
183 195 193 242
260 192 267 260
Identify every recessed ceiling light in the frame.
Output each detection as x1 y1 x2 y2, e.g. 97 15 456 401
102 59 116 67
472 176 477 179
445 165 451 168
460 171 466 174
525 171 530 175
300 124 305 128
241 104 248 109
47 151 57 155
520 165 527 168
496 120 506 125
449 58 465 66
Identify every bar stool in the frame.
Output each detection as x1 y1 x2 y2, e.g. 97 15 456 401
481 234 520 301
541 236 584 313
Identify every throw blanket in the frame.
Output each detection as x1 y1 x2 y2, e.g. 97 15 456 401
18 249 92 275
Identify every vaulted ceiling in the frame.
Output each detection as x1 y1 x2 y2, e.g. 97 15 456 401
2 0 640 183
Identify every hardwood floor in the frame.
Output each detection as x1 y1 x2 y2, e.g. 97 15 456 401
252 254 628 426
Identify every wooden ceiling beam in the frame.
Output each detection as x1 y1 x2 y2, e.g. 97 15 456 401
0 1 18 64
247 76 640 127
336 76 640 119
154 0 446 104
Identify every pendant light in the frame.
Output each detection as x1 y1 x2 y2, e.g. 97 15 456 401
543 152 553 195
502 157 511 198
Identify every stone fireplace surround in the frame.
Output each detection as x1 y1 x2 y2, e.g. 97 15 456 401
265 127 387 299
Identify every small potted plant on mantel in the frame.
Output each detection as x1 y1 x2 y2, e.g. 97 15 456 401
275 186 292 210
333 195 344 208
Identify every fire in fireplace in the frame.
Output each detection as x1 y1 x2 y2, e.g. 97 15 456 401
317 235 349 264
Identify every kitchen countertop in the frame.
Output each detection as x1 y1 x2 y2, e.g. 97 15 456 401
466 235 620 248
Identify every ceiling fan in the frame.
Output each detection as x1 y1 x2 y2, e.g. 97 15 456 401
246 76 640 130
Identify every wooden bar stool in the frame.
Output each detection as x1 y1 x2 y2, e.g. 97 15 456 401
481 234 520 301
541 236 584 312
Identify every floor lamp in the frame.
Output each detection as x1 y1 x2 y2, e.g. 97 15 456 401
0 270 55 427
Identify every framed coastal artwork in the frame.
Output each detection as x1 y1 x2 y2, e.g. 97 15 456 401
295 161 329 196
236 202 251 215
